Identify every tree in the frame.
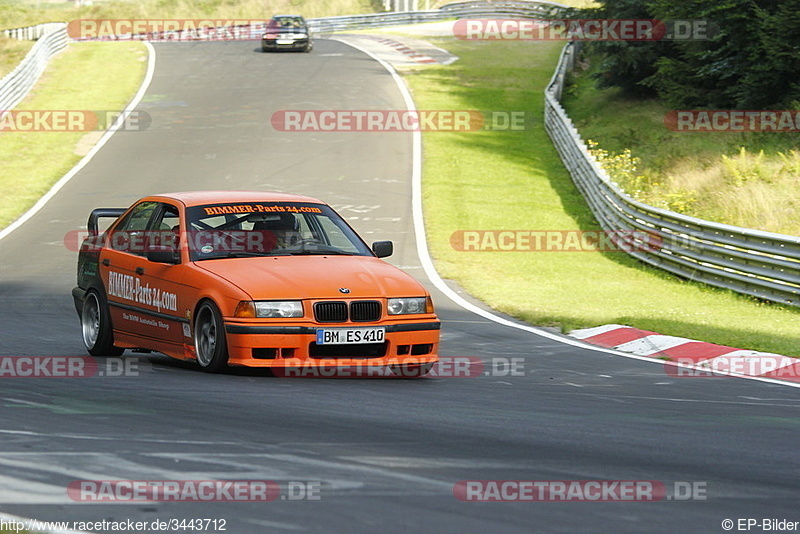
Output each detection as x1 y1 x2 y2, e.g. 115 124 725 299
578 0 800 108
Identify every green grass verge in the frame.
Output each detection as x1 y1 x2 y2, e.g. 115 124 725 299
398 38 800 356
562 59 800 235
0 41 147 229
0 35 34 78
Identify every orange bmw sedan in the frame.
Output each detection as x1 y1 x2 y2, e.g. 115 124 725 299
73 192 440 375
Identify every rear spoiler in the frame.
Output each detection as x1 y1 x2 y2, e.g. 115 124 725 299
87 208 126 236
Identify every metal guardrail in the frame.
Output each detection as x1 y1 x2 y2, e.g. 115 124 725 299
3 22 64 40
545 42 800 307
0 23 68 115
308 0 566 33
5 4 796 307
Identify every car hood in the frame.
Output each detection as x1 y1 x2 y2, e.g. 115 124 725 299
196 255 426 300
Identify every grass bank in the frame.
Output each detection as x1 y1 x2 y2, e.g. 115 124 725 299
0 0 381 30
562 60 800 236
0 35 34 78
397 38 800 356
0 41 147 228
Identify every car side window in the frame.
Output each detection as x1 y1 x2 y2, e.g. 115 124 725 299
149 204 182 258
109 201 158 256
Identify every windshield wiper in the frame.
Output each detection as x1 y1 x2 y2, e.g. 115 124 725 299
216 250 292 258
202 248 354 259
289 251 354 256
283 247 353 256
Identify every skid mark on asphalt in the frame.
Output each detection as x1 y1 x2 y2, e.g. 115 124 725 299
0 451 486 503
2 397 149 415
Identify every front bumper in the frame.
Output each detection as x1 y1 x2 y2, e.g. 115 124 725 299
261 38 310 50
222 319 440 368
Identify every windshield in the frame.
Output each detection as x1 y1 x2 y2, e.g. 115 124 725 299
184 202 372 261
272 17 306 29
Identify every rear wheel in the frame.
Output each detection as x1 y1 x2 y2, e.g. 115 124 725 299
81 290 124 357
194 301 229 372
389 362 434 378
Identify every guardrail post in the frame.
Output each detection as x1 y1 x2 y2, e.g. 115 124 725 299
0 23 68 119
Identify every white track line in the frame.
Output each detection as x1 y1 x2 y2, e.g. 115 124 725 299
1 36 797 391
0 42 157 243
0 41 157 534
337 38 800 390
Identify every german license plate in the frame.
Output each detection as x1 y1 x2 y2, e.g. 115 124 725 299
316 327 385 345
276 39 294 44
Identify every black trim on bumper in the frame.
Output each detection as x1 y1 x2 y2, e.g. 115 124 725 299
225 322 441 335
388 322 441 333
72 286 85 316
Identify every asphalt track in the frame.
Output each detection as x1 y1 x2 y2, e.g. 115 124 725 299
0 39 798 534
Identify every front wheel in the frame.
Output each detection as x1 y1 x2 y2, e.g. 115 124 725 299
194 301 229 372
81 290 124 357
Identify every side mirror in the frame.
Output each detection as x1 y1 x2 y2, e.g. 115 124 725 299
372 240 393 258
147 246 178 264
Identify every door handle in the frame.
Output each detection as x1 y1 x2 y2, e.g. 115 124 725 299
135 267 145 275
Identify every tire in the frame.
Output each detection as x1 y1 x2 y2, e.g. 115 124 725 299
389 362 434 378
81 290 124 357
194 300 229 372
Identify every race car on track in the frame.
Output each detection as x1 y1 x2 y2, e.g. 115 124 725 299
73 192 439 375
261 15 313 52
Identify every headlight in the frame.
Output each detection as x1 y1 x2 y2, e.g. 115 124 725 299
387 297 428 315
263 33 277 39
254 301 303 318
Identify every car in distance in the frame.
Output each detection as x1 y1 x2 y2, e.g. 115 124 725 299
73 191 440 376
261 15 312 52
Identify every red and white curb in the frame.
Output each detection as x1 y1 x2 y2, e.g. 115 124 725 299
570 324 800 384
333 34 458 67
363 35 438 63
